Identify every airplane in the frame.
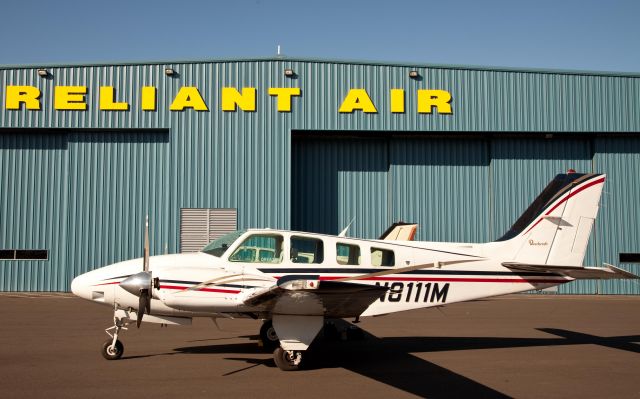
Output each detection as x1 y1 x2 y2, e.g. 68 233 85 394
71 171 638 371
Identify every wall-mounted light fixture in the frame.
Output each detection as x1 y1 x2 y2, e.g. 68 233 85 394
164 68 176 76
284 68 295 77
408 70 420 79
37 69 49 77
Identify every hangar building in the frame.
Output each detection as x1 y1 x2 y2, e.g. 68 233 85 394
1 58 639 293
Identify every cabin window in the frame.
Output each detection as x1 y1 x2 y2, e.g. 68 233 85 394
371 248 395 267
336 243 360 265
290 236 324 264
228 234 283 264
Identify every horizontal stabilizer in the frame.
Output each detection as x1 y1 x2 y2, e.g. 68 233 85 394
502 262 639 280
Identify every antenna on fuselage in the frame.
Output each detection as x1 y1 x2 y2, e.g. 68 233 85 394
338 217 356 237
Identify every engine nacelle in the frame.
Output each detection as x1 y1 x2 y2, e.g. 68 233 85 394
157 267 244 312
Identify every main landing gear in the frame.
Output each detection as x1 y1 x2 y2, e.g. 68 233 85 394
261 319 304 370
101 307 132 360
259 320 280 351
273 347 303 371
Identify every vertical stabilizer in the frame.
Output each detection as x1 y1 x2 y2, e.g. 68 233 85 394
379 222 418 241
496 173 605 266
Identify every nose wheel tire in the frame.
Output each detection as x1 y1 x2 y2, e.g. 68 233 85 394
101 339 124 360
260 320 280 351
273 347 303 371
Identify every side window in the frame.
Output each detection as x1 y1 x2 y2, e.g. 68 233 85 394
371 247 395 267
229 234 283 264
336 243 360 265
290 237 324 264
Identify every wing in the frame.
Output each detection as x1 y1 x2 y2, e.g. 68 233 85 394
244 259 483 317
244 276 387 318
502 262 639 280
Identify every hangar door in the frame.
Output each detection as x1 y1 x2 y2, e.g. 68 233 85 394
291 135 490 241
291 137 389 238
292 135 591 244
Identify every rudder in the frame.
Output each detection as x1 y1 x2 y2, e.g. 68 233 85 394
496 172 605 266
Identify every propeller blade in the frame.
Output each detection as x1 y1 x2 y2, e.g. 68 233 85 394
137 294 145 328
137 288 151 328
143 215 150 272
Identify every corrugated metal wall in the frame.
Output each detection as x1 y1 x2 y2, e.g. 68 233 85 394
0 132 69 290
591 138 640 294
390 138 490 243
1 58 639 291
291 137 389 238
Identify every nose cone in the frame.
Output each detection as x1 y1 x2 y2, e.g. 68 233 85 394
119 271 152 297
71 273 95 300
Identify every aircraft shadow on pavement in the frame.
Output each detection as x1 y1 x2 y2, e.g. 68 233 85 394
170 322 640 399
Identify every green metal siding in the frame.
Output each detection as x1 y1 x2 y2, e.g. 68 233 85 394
0 133 68 291
592 138 640 294
1 58 639 292
292 137 389 238
389 138 490 243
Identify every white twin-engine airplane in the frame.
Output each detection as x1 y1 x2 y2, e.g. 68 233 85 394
72 171 638 370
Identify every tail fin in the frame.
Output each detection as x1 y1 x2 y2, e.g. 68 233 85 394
379 222 418 241
496 172 605 266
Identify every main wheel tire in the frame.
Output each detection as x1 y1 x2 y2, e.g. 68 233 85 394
273 347 303 371
260 320 279 351
101 339 124 360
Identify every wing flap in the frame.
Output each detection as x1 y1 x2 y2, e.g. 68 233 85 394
502 262 639 280
244 278 386 318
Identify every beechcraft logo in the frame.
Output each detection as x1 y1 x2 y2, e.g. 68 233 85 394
529 240 549 246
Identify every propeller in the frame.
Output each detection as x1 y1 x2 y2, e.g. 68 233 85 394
119 215 155 328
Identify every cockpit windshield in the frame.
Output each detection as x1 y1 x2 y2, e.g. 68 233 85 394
201 230 246 257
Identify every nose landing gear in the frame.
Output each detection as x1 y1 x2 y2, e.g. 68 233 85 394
102 338 124 360
101 307 132 360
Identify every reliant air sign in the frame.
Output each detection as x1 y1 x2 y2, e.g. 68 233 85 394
3 86 453 114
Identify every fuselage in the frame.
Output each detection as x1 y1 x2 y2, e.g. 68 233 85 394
71 229 572 321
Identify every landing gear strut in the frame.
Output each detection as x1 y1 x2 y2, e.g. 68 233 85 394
101 307 131 360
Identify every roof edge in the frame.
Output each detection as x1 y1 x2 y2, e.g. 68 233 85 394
1 56 639 78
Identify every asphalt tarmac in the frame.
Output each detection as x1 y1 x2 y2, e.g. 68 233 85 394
0 293 638 399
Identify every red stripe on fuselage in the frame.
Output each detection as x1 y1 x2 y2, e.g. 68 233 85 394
93 281 121 287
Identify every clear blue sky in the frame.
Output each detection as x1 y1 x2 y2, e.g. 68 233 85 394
1 0 638 72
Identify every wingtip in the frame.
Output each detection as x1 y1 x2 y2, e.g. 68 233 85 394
604 263 640 279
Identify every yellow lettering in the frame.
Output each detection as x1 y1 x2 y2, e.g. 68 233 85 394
169 87 209 111
5 86 41 110
141 86 156 111
221 87 256 112
268 87 301 112
417 90 452 114
338 89 377 113
99 86 129 111
390 89 405 113
54 86 87 110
